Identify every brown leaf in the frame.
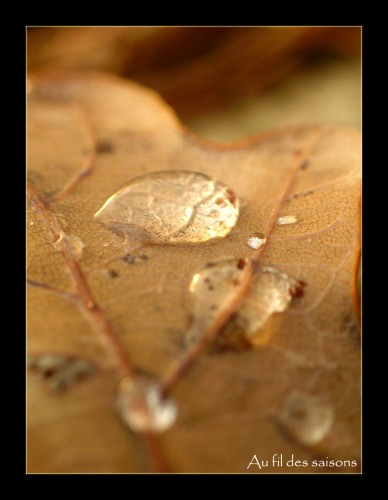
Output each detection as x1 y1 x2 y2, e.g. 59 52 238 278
27 27 361 120
27 72 361 473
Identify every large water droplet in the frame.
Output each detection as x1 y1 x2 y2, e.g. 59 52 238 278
117 376 177 433
247 232 266 250
277 215 297 225
94 170 239 244
278 391 334 446
186 257 248 346
220 267 304 348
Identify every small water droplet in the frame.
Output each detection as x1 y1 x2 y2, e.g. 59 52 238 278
117 376 177 433
247 232 266 250
220 267 300 347
69 235 85 260
94 170 239 244
29 221 34 226
277 215 298 225
278 391 334 446
186 258 248 345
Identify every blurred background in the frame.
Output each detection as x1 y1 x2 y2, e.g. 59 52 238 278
27 26 361 142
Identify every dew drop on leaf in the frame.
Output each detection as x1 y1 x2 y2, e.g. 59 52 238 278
94 170 239 244
186 257 248 345
220 267 303 348
117 376 177 433
276 215 298 225
247 232 267 250
278 391 334 446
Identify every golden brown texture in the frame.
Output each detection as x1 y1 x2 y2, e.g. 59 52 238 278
27 27 361 120
27 72 361 473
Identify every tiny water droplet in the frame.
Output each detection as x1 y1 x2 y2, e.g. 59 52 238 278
117 376 177 433
277 215 298 225
94 170 239 244
247 232 266 250
186 258 248 345
278 391 334 446
69 235 85 260
29 221 34 226
220 267 301 347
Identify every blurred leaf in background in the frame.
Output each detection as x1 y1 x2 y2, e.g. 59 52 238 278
27 26 361 141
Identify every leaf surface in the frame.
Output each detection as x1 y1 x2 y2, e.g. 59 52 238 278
27 73 361 473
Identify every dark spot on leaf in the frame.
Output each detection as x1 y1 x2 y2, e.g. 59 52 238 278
121 254 136 264
27 354 97 393
226 188 237 205
237 258 247 270
293 149 303 157
204 277 214 289
290 406 307 419
212 335 252 353
108 269 119 278
121 253 149 265
289 280 307 299
210 316 253 353
300 160 310 171
43 190 57 198
291 190 314 200
96 141 114 154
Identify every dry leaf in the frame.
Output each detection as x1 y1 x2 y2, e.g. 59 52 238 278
27 27 361 120
27 72 361 473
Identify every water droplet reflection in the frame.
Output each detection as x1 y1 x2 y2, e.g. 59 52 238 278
247 232 266 250
277 215 297 225
117 376 177 433
186 258 248 346
278 391 334 446
94 170 239 244
220 267 302 348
